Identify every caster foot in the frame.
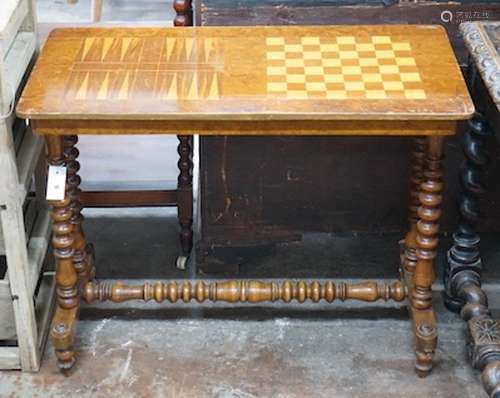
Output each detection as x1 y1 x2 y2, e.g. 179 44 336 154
415 352 433 378
56 351 76 376
416 368 430 378
176 255 188 270
59 359 76 376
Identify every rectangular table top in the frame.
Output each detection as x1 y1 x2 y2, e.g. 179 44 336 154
17 25 473 122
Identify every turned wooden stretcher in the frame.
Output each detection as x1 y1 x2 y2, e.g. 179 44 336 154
16 20 473 375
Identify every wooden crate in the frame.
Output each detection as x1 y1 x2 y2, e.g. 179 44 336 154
0 0 55 372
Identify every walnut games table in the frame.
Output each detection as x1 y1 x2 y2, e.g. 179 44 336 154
16 25 473 375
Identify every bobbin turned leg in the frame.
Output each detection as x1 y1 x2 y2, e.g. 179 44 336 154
176 135 193 270
173 0 193 27
46 136 79 372
64 135 95 283
411 136 444 377
401 137 426 284
173 0 194 270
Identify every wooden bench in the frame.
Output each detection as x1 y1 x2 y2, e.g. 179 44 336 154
16 23 473 375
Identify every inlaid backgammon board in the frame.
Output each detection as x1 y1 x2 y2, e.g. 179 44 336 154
17 24 473 377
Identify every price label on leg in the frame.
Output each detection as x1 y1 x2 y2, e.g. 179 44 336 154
46 165 67 200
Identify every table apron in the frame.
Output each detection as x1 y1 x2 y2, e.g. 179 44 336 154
31 119 457 136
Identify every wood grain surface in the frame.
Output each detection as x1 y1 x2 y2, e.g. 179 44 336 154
17 25 473 122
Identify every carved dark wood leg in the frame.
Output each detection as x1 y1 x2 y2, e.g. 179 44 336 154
176 135 193 269
64 135 95 283
444 112 500 397
411 136 444 377
482 362 500 398
444 114 489 311
401 137 426 283
46 136 79 373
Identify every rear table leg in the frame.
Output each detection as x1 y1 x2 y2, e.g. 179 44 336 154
174 0 193 26
401 137 426 285
64 135 95 283
174 0 194 270
176 135 193 270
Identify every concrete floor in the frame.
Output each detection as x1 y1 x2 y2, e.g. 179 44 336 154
1 210 498 397
0 316 486 398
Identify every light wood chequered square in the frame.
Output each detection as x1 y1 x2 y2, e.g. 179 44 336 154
266 36 426 100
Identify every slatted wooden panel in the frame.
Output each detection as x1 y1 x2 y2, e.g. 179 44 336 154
0 0 55 372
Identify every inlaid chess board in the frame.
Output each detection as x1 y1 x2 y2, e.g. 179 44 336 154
17 26 473 121
266 35 425 100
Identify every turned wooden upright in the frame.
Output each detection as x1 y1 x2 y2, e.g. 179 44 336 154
173 0 194 270
16 23 473 376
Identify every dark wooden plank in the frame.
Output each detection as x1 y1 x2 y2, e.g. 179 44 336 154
199 2 500 63
80 190 177 207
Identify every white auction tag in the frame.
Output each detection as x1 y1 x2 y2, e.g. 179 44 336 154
46 165 67 201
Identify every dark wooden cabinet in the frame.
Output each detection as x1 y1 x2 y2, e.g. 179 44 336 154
196 0 500 273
